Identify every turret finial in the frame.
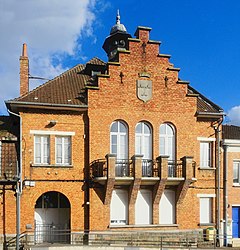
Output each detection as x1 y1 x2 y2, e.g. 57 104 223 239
116 9 120 24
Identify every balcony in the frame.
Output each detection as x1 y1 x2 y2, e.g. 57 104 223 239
90 154 196 186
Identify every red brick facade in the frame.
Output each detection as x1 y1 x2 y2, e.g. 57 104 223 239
2 22 227 247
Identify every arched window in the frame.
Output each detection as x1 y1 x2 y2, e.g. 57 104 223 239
135 122 152 176
159 123 175 160
135 122 152 159
110 121 128 176
159 123 176 177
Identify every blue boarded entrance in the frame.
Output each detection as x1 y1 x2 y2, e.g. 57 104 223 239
233 207 240 238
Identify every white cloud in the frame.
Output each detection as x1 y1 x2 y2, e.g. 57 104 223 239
227 106 240 126
0 0 98 114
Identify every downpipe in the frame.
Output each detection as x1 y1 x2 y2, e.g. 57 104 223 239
213 118 223 247
8 109 22 250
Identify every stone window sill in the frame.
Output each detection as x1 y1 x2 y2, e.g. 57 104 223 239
198 167 216 170
31 164 73 168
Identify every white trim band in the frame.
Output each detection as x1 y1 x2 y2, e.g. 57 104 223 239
197 137 216 142
197 194 216 198
30 130 75 136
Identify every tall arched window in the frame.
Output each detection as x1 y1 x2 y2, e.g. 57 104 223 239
135 122 152 176
110 121 128 176
159 123 176 177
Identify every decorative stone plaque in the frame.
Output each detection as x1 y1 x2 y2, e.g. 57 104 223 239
137 80 152 102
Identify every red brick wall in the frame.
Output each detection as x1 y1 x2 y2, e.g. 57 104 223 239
87 27 220 231
0 110 86 235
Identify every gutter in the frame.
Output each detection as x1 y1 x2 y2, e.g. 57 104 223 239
197 112 225 118
5 100 88 111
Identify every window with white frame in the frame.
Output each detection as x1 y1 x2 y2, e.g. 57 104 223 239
56 136 71 165
110 121 128 177
135 122 152 158
159 123 175 160
198 195 214 224
135 122 152 176
34 135 50 164
233 161 240 184
200 141 212 168
110 121 128 160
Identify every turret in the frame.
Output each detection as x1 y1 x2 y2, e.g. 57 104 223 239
102 10 131 62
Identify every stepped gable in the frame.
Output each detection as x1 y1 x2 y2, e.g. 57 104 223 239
188 85 223 115
222 125 240 139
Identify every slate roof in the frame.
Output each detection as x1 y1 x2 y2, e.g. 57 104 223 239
12 64 88 106
87 57 106 66
6 57 107 108
188 86 223 115
222 125 240 140
0 116 19 139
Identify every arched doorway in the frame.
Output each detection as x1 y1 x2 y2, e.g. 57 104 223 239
34 191 70 243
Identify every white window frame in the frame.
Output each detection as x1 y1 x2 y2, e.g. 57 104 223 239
110 121 128 160
159 123 175 160
55 136 72 165
233 160 240 185
135 122 152 159
34 135 50 164
197 194 215 224
199 138 214 168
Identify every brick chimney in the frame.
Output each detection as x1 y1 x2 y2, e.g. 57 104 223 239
19 43 29 96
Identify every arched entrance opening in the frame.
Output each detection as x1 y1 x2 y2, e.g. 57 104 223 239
34 191 70 243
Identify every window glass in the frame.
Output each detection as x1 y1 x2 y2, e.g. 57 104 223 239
135 123 142 133
34 135 50 164
56 136 71 165
159 123 175 161
233 161 240 184
110 121 128 159
43 192 58 208
135 122 152 159
35 192 70 208
200 142 211 167
111 122 118 132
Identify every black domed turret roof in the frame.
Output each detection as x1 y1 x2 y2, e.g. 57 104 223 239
110 10 127 35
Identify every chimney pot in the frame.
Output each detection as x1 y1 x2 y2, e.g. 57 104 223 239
22 43 28 57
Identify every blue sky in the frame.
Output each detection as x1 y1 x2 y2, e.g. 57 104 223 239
0 0 240 124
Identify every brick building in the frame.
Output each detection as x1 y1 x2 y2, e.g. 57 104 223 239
222 125 240 246
2 12 228 247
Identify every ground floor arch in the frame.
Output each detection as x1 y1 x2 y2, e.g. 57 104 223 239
34 191 71 243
